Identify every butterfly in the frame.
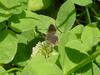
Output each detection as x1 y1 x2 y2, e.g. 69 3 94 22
45 24 58 45
32 24 58 57
41 24 58 57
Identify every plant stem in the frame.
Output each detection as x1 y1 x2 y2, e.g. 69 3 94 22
90 7 98 16
0 68 21 75
86 7 91 24
94 60 100 68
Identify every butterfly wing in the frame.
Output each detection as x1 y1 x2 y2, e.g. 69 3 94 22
46 24 58 44
47 24 56 35
47 34 58 44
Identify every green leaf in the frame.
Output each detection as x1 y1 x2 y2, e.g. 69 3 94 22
0 1 24 22
56 0 76 32
69 25 84 39
58 32 72 74
66 40 88 53
95 43 100 67
0 66 9 75
96 54 100 65
67 31 78 42
11 30 36 66
21 55 63 75
93 63 100 75
71 24 84 35
0 7 11 22
0 0 20 8
8 6 24 15
19 30 36 42
59 31 77 46
27 0 52 11
96 16 100 20
0 6 23 15
24 10 55 32
10 10 55 32
0 7 10 15
71 0 92 6
0 0 26 20
0 22 6 31
47 51 59 63
0 15 10 22
58 31 89 74
0 30 18 63
11 18 37 32
64 49 100 75
74 63 92 75
81 25 100 51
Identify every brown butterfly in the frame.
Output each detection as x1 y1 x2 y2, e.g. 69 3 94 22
45 24 58 44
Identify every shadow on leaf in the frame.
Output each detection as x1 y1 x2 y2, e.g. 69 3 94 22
65 47 92 73
11 35 44 66
0 29 8 42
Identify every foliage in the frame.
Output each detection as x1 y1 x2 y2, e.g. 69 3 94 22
0 0 100 75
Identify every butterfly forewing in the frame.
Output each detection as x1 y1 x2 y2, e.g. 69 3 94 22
47 24 56 35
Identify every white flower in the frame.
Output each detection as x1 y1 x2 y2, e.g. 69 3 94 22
31 41 53 57
31 42 42 56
